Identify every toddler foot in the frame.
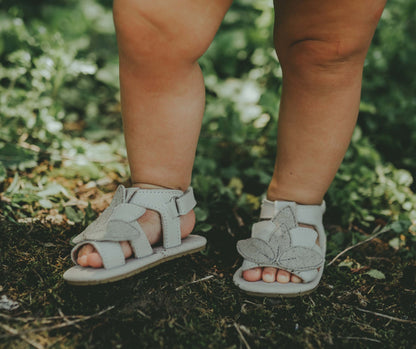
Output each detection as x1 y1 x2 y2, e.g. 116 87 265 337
76 185 195 268
242 223 318 284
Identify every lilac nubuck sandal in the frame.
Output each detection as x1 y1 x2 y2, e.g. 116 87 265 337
233 199 326 297
63 185 206 286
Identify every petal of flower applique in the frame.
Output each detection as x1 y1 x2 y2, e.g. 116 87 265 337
104 203 146 241
109 203 146 223
272 206 298 232
237 238 276 265
71 185 128 243
277 246 324 271
269 225 291 257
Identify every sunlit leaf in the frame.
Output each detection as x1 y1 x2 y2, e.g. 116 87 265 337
365 269 386 280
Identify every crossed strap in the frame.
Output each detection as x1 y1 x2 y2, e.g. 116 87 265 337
71 185 196 269
237 205 324 275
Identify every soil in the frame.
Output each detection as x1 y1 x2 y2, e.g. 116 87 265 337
1 211 415 348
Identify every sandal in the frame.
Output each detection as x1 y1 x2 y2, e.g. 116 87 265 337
63 185 206 285
233 199 326 297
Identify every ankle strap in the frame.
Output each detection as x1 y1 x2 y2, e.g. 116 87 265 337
175 187 196 215
127 186 196 249
260 199 326 226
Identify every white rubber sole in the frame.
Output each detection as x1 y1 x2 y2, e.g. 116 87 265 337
233 233 326 298
232 266 324 298
63 235 206 286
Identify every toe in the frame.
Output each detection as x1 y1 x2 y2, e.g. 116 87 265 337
87 252 104 268
262 267 277 283
77 254 88 267
243 267 262 281
276 269 290 283
291 274 302 283
77 244 93 258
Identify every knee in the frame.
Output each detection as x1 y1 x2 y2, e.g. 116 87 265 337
275 4 384 84
113 0 212 64
277 36 371 84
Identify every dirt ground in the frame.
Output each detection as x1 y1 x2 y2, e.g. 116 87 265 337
1 211 415 348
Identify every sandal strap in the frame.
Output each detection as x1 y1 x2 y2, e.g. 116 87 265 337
72 185 196 250
260 199 325 227
128 221 153 258
71 241 126 269
128 186 196 249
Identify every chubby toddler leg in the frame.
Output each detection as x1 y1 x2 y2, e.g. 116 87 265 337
244 0 387 284
78 0 233 268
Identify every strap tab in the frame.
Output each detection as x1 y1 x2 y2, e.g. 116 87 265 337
260 199 325 226
175 187 196 216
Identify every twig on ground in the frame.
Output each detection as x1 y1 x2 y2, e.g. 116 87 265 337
232 208 244 227
355 307 416 325
233 322 251 349
0 312 98 323
58 308 82 330
338 336 381 343
0 306 114 339
175 275 214 291
327 225 390 266
0 323 45 349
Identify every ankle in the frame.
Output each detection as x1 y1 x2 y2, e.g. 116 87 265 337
132 182 169 189
132 182 188 191
266 184 323 206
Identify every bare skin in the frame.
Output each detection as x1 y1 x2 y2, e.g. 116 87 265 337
77 0 386 285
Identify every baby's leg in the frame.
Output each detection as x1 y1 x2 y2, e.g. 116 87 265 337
244 0 386 283
115 0 233 190
78 0 233 268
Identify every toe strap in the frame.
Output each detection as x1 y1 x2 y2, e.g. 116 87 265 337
72 241 126 269
237 205 324 277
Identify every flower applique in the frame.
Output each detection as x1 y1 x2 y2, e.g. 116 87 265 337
237 206 323 272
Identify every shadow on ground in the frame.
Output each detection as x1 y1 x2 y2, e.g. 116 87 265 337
1 215 415 348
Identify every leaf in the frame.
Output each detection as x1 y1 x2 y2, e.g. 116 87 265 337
0 162 6 183
194 207 208 222
198 223 213 232
365 269 386 280
278 246 323 271
272 206 297 231
236 238 275 264
39 199 53 209
5 173 20 195
338 259 354 268
37 183 69 198
65 206 84 223
110 203 145 222
0 144 38 170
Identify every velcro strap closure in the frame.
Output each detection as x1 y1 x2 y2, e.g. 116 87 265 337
175 187 196 216
260 199 325 226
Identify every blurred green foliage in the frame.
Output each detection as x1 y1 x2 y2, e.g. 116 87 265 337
0 0 415 244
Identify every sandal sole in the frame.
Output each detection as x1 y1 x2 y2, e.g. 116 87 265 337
241 283 319 298
64 235 206 286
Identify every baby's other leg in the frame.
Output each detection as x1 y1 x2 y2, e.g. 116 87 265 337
244 0 387 283
78 0 233 268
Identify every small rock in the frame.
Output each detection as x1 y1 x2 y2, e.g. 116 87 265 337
0 295 19 311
